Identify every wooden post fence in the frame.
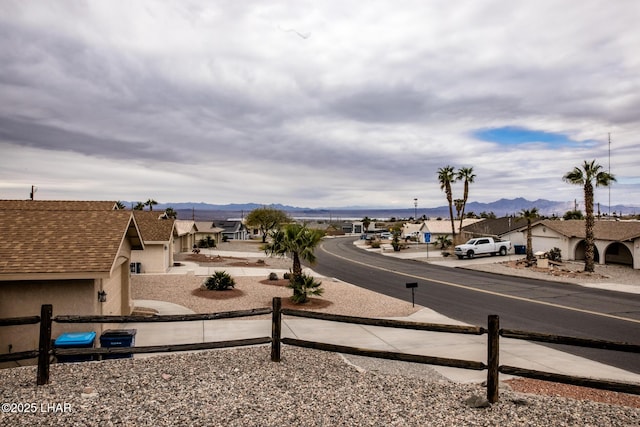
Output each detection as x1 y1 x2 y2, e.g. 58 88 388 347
271 297 282 362
486 314 500 403
36 304 52 386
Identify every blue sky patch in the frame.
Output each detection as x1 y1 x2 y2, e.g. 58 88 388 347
473 126 583 147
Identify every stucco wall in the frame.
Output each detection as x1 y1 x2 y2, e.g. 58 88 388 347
131 243 172 273
0 279 97 366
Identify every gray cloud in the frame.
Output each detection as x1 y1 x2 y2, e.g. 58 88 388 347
0 1 638 208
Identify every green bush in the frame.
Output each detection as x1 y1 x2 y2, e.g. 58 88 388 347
547 247 562 262
288 273 323 304
203 271 236 290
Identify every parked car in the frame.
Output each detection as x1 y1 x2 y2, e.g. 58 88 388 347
454 237 511 259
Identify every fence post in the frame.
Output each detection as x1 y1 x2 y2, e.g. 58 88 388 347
37 304 53 386
271 297 282 362
486 314 500 403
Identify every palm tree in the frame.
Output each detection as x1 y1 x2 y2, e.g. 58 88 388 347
115 201 126 210
263 223 325 281
457 167 475 233
164 207 177 219
133 202 145 211
263 224 325 303
435 235 452 250
362 217 371 233
518 208 539 264
145 199 158 211
563 160 616 272
438 166 457 239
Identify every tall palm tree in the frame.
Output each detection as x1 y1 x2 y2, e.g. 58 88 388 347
457 167 476 233
145 199 158 211
438 166 457 239
563 160 616 272
518 208 539 264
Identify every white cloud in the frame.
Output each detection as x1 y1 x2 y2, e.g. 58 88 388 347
0 0 638 209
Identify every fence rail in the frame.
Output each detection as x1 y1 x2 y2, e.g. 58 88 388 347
1 298 638 403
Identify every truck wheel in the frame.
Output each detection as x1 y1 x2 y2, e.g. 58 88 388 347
456 255 463 260
499 247 507 256
467 250 475 259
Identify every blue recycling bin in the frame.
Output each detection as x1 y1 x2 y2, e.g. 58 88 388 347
100 329 137 359
54 331 96 363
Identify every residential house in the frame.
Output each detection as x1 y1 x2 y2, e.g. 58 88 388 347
216 220 249 241
194 222 224 247
130 211 176 273
403 219 484 243
528 220 640 269
0 205 143 366
460 217 528 246
174 220 198 253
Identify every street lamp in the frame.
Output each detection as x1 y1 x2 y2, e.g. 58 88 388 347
413 198 418 221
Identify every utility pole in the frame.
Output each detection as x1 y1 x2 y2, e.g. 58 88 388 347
608 133 611 217
29 185 37 200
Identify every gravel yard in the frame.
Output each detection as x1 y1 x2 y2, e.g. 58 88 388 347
2 347 639 427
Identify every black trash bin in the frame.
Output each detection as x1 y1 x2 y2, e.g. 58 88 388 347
100 329 137 359
514 245 526 255
54 331 96 363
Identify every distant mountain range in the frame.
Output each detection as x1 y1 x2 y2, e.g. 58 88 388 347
127 198 638 221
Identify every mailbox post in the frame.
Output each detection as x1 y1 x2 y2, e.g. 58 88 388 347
406 282 418 307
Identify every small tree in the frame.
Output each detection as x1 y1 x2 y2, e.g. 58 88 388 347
203 271 235 290
246 207 292 243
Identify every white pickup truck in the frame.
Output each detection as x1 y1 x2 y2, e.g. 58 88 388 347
454 237 512 259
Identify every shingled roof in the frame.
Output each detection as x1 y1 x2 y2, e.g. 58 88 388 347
540 220 640 241
133 211 176 242
0 200 119 211
0 209 142 278
462 217 529 237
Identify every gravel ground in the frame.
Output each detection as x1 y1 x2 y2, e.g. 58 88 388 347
2 347 638 427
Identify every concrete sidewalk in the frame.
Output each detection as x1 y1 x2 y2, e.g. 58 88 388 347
123 299 640 385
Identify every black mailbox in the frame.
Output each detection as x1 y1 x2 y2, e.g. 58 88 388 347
406 282 418 288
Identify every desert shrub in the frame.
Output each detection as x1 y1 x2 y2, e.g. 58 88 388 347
203 271 236 290
288 273 323 304
283 272 291 280
370 240 381 248
547 247 562 262
268 272 278 281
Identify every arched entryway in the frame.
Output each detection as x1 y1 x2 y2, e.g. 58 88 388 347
574 240 600 263
604 242 633 266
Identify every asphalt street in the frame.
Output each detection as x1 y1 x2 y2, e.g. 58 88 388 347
312 237 640 374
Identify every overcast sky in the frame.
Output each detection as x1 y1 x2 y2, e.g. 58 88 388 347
1 1 638 210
